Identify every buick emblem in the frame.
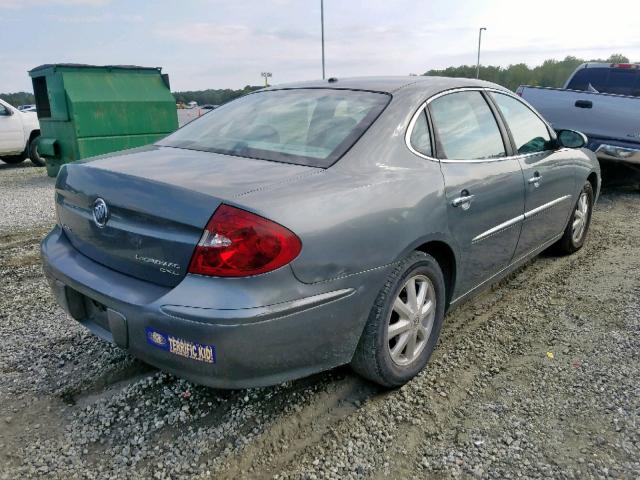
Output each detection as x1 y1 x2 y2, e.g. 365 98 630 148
92 198 109 228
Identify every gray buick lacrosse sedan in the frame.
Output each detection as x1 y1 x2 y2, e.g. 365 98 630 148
42 76 600 388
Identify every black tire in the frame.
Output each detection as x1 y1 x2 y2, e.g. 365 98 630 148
555 181 594 254
351 251 446 387
1 154 26 164
28 135 45 167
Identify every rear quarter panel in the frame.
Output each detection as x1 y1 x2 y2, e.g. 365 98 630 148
234 92 457 285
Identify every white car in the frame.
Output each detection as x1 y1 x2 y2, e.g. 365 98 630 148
0 98 44 166
18 104 37 112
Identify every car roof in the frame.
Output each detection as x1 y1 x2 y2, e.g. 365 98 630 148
265 75 506 95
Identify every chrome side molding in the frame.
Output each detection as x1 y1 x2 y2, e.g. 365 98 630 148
524 195 572 219
472 194 572 244
472 214 524 244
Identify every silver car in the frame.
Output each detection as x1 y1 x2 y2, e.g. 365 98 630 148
41 76 600 388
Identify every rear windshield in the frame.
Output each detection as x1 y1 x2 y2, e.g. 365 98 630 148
567 67 640 97
158 88 390 168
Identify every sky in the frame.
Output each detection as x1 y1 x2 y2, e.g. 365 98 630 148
1 0 639 93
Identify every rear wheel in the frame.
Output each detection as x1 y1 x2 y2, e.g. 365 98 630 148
555 181 594 254
351 251 446 387
28 136 45 167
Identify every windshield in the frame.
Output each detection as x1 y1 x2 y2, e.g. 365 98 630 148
159 88 390 168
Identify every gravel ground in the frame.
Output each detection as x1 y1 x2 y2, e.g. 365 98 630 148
0 163 638 479
0 162 55 232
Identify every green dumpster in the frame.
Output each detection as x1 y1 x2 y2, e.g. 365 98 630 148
29 64 178 177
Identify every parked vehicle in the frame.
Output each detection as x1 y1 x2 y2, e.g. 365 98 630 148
41 77 600 388
517 63 640 170
0 99 43 166
18 104 37 112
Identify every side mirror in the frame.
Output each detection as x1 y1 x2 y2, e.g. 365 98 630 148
557 129 587 149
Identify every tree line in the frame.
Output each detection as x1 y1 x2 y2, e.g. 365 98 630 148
172 85 262 106
0 85 262 108
1 54 634 107
0 91 35 107
423 54 632 91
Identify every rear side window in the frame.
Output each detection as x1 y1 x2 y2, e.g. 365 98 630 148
567 67 640 96
158 89 390 168
606 69 640 96
566 67 608 92
409 110 432 157
429 91 506 160
491 92 552 154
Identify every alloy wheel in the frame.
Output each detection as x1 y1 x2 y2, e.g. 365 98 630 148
387 274 436 366
572 192 590 244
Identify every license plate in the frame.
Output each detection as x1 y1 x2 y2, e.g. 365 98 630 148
145 327 216 364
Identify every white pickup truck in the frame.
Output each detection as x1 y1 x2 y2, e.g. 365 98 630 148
0 98 44 166
517 63 640 172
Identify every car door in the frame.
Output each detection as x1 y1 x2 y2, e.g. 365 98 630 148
427 90 525 298
0 101 24 154
488 91 576 258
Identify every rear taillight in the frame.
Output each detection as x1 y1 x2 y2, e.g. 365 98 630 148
188 204 302 277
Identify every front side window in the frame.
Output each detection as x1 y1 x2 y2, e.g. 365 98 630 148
158 89 390 168
491 92 552 154
429 91 505 160
409 110 432 157
0 103 7 115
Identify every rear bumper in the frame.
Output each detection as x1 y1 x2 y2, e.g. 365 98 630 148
42 227 387 388
588 137 640 166
595 144 640 165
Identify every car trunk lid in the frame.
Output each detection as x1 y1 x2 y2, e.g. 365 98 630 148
55 145 316 287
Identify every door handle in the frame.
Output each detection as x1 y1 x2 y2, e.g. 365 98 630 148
452 193 475 209
575 100 593 109
528 173 542 186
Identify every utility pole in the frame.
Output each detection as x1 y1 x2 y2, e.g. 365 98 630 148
321 0 326 79
476 27 486 79
261 72 272 87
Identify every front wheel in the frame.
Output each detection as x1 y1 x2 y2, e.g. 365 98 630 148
29 136 45 167
351 251 446 387
555 181 594 254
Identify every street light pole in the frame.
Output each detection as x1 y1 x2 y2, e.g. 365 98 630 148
261 72 272 87
321 0 326 79
476 27 486 79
